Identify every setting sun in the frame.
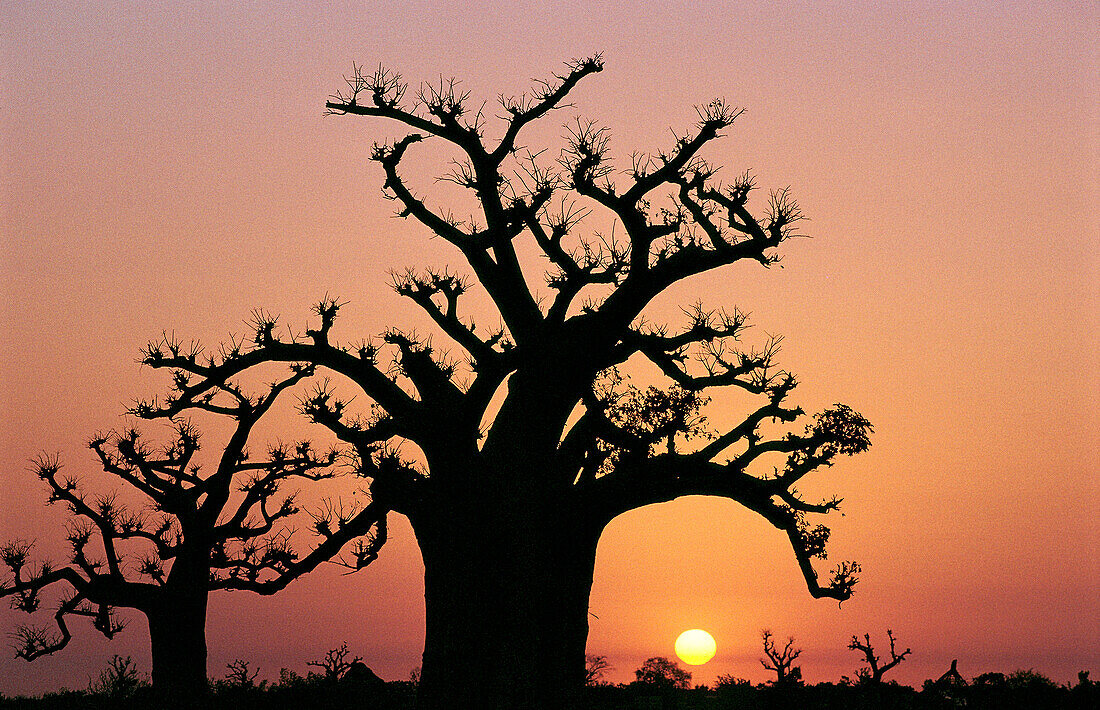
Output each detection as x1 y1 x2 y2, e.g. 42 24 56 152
675 629 717 666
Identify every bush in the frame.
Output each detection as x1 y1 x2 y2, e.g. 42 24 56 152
633 657 692 690
88 656 146 699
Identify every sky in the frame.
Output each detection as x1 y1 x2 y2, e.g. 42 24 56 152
2 0 1098 695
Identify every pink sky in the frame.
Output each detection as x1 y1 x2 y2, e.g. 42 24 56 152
2 0 1097 694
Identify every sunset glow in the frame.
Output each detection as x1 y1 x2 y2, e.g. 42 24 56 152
1 0 1097 698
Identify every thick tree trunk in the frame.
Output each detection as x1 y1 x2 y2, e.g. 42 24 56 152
146 589 209 700
413 508 601 710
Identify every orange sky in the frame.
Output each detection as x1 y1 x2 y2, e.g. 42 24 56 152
2 0 1097 695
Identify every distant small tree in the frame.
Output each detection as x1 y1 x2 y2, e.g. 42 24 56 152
307 641 363 682
760 629 802 686
223 659 261 688
1071 671 1099 707
585 654 612 686
848 629 911 684
634 656 692 690
972 671 1006 687
0 362 387 697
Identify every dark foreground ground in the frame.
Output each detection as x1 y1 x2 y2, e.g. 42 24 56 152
2 673 1098 710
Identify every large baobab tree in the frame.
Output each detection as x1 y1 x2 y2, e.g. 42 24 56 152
132 55 871 708
0 363 386 696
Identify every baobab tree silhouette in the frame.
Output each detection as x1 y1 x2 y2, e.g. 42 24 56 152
11 55 872 709
0 364 386 697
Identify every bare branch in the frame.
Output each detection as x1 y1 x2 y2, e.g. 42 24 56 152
494 54 604 161
137 303 418 422
325 64 482 153
391 268 501 365
212 501 388 594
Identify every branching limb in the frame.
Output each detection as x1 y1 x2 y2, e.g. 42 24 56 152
30 456 130 580
610 304 767 387
136 300 418 423
373 137 544 339
211 448 406 591
589 452 861 601
215 441 342 540
1 542 129 659
12 593 126 661
372 135 476 248
298 383 406 449
614 303 749 361
89 428 188 506
388 269 520 410
1 541 88 615
580 369 870 601
325 64 484 154
562 101 742 286
527 200 631 324
187 363 320 527
585 168 802 337
624 101 744 205
381 329 464 406
493 55 604 162
391 269 502 365
211 501 389 594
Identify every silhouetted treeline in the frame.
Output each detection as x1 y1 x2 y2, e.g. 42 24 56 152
1 658 1095 710
0 655 415 710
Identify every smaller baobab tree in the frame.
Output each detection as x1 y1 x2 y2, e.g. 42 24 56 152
0 352 388 697
848 629 911 685
760 629 803 686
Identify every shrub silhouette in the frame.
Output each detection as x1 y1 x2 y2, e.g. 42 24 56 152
634 657 692 690
89 655 146 699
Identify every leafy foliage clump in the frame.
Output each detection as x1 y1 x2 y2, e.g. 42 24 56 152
633 656 692 690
